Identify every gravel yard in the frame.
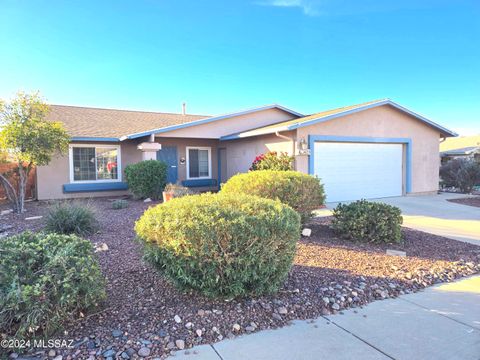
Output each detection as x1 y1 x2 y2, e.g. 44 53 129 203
447 196 480 208
1 198 480 359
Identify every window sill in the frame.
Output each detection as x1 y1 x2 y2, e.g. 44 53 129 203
63 182 128 193
182 179 217 188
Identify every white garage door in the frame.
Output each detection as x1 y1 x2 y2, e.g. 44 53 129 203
313 142 404 202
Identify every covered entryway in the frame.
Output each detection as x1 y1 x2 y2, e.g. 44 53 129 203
313 141 404 202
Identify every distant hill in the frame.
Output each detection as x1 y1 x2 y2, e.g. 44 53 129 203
440 135 480 152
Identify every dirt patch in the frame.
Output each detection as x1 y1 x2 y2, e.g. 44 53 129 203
3 199 479 359
447 196 480 208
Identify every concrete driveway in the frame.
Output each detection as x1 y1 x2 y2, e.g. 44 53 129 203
316 193 480 245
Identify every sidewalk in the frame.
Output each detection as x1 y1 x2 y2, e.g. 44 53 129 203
169 275 480 360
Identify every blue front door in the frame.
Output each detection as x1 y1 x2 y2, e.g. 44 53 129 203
157 146 178 184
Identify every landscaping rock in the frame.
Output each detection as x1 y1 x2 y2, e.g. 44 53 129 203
277 306 288 315
386 249 407 257
94 242 109 252
138 347 150 357
25 215 43 221
143 198 152 203
272 313 282 321
111 329 122 338
175 339 185 350
302 228 312 237
174 315 182 323
6 200 480 360
103 349 115 358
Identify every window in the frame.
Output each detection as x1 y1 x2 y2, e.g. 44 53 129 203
186 147 211 179
69 145 121 182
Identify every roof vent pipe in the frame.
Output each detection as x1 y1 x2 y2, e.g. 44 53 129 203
182 102 186 116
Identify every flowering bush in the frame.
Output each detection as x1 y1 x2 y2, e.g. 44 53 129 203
250 151 294 171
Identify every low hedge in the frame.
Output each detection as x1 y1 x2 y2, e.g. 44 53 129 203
331 200 403 243
0 232 106 338
221 170 325 223
135 193 300 298
124 160 167 200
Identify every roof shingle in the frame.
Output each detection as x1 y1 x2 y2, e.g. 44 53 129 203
46 105 209 139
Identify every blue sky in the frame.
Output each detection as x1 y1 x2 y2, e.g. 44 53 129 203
0 0 479 135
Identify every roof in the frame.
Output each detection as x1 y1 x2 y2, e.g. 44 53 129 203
47 104 303 141
47 105 209 141
120 104 303 140
440 146 480 156
440 135 480 152
220 99 458 140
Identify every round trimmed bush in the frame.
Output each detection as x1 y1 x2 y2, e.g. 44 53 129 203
45 201 98 236
331 200 403 244
0 232 106 338
135 193 300 298
221 170 325 223
124 160 167 200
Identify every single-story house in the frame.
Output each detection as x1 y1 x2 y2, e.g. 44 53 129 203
440 146 480 164
37 99 457 202
439 135 480 164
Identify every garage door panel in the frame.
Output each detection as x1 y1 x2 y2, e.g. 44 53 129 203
314 142 403 202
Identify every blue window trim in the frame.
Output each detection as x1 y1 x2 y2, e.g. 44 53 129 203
308 135 412 194
182 179 217 188
63 182 128 193
217 148 224 191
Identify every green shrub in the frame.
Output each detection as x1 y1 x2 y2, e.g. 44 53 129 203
0 232 106 338
125 160 167 199
250 151 294 171
45 201 98 236
112 199 129 209
221 170 325 223
331 200 403 244
440 158 480 193
135 193 300 298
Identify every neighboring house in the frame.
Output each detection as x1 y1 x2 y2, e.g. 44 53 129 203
439 135 480 164
37 99 456 203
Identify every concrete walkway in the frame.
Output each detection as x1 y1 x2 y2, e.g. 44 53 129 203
316 193 480 245
169 276 480 360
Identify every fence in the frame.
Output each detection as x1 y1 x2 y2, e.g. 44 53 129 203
0 163 36 201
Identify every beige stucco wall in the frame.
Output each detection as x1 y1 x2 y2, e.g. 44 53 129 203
153 137 219 189
37 138 220 200
220 131 295 180
294 105 442 193
157 108 298 139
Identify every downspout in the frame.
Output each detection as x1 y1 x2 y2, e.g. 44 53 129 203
275 131 296 168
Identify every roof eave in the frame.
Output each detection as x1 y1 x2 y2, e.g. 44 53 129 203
221 99 458 140
121 104 303 140
292 99 458 137
71 136 120 142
